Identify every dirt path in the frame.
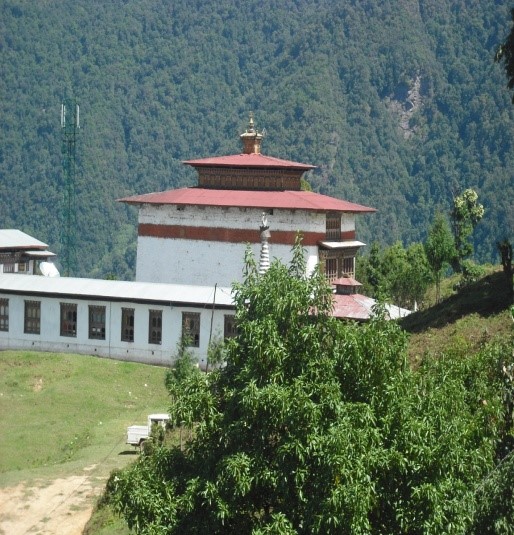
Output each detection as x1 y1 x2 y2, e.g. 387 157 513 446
0 465 102 535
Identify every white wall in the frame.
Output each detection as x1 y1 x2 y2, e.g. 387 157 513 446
0 293 233 368
138 204 326 232
136 205 343 286
136 238 319 286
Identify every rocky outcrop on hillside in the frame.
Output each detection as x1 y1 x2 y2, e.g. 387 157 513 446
386 75 422 139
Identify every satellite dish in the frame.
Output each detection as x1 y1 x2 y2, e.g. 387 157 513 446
39 262 60 277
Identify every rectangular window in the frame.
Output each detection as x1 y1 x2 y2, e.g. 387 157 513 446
0 298 9 332
24 300 41 334
182 312 200 347
342 257 354 277
121 308 135 342
326 213 341 241
325 258 338 281
224 314 238 339
148 310 162 345
89 305 106 340
18 261 28 273
3 263 15 273
60 303 77 337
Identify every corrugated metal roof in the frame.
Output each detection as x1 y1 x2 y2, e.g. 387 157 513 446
0 274 234 307
183 153 316 170
0 230 48 250
120 188 376 213
332 293 411 321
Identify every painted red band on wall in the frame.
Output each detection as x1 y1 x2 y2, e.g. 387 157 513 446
138 224 354 246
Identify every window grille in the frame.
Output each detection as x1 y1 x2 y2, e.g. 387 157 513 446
89 305 106 340
122 308 135 342
0 298 9 332
148 310 162 344
60 303 77 337
182 312 200 347
224 315 238 339
24 300 41 334
326 214 341 241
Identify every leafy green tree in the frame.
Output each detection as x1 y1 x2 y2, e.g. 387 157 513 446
106 243 513 534
450 189 485 275
424 212 455 303
363 241 431 309
404 242 432 308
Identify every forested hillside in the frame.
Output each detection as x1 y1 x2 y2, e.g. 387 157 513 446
1 0 513 278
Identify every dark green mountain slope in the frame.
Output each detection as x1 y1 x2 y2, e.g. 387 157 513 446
1 0 513 278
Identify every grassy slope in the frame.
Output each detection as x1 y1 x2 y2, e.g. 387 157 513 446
401 268 513 364
0 351 169 487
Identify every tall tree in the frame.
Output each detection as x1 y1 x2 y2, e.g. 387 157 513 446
106 243 511 534
450 189 485 275
424 212 455 303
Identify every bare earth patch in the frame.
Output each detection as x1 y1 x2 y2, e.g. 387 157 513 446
0 466 102 535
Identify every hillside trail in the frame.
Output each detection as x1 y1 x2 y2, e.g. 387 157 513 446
0 464 102 535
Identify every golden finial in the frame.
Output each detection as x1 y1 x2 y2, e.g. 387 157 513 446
247 112 255 133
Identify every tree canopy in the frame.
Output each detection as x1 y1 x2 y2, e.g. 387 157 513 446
106 243 514 534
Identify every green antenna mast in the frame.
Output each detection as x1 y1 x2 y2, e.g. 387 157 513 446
60 97 79 276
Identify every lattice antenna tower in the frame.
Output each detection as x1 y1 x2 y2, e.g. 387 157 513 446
60 97 79 276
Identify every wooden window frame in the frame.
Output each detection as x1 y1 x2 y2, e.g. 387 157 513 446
24 300 41 334
0 298 9 332
148 309 162 345
121 308 135 342
322 253 355 282
342 256 355 277
88 305 106 340
326 213 342 241
182 312 200 347
60 303 77 337
224 314 238 339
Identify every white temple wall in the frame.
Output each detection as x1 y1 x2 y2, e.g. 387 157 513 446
135 205 353 286
0 293 232 368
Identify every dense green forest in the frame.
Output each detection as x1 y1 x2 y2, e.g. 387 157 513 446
1 0 513 278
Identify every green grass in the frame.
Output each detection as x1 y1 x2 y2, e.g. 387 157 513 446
0 351 169 488
401 268 513 363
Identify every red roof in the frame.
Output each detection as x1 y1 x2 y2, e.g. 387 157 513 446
183 153 315 170
120 188 376 213
332 293 377 320
332 277 362 286
331 293 411 321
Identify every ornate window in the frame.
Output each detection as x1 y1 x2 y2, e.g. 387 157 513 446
182 312 200 347
322 253 355 282
60 303 77 337
0 298 9 331
89 305 106 340
148 310 162 345
121 308 135 342
24 300 41 334
326 213 341 241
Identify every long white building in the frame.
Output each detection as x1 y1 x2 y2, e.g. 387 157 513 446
0 274 234 368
